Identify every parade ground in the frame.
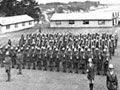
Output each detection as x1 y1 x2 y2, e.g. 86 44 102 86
0 26 119 90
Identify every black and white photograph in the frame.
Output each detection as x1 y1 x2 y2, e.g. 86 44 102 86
0 0 119 90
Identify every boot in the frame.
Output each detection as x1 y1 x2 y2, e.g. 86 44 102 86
6 73 10 82
38 66 41 70
18 72 22 75
44 67 47 71
22 65 25 69
12 65 14 68
75 70 78 73
63 69 66 72
69 70 72 73
91 83 93 90
57 68 59 72
89 83 93 90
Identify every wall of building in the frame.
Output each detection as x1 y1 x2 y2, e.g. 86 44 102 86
1 21 35 33
50 20 113 28
0 26 2 33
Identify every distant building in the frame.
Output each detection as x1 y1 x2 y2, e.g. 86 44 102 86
50 12 118 28
0 15 35 33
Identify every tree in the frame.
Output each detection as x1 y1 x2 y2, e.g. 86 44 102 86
0 0 17 16
20 0 41 20
57 6 64 13
0 0 41 20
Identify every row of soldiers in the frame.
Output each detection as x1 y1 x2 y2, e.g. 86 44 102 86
0 32 118 75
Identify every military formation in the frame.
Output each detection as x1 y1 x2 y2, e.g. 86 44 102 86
0 32 118 79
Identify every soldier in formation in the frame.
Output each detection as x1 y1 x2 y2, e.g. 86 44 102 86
0 32 118 76
16 49 23 74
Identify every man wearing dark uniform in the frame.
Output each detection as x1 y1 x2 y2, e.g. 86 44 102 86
54 48 60 72
93 48 100 75
106 64 118 90
37 48 42 70
26 48 31 69
74 50 79 73
16 49 23 74
31 47 37 70
86 58 95 90
49 48 53 71
22 49 27 69
0 48 4 67
80 48 86 74
10 47 16 68
3 51 12 82
102 49 108 75
8 39 12 46
44 50 48 71
69 51 73 73
62 52 67 72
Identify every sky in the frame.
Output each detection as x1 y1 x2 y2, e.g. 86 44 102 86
35 0 120 4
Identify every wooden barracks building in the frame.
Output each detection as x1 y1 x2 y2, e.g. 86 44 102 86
50 12 119 28
0 14 35 33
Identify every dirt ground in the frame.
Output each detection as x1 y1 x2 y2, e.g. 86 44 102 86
0 26 120 90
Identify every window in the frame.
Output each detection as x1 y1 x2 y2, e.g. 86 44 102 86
15 23 18 28
69 20 75 24
55 21 61 25
22 22 25 26
6 25 10 29
29 21 32 25
83 20 89 24
98 20 105 25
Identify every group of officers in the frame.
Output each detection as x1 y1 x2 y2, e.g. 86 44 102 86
1 32 119 90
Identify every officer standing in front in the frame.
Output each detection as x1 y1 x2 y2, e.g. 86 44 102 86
106 64 118 90
3 51 12 82
86 58 95 90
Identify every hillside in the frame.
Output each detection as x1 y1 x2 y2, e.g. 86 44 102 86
39 1 105 13
38 1 106 23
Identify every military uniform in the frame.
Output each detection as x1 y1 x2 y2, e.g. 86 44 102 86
0 49 4 67
8 39 12 46
3 51 12 81
22 49 27 69
37 49 42 70
93 49 100 75
106 64 118 90
10 48 16 68
54 49 60 71
16 50 23 74
31 48 37 70
101 49 108 75
67 51 73 73
86 58 95 90
62 53 67 72
74 51 79 73
44 51 48 71
80 50 86 74
26 49 31 69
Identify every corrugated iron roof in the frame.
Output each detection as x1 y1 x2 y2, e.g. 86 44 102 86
50 12 114 21
0 14 34 25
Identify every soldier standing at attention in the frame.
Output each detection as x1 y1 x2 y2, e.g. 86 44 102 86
86 58 95 90
16 49 23 75
8 39 12 47
3 51 12 82
106 64 118 90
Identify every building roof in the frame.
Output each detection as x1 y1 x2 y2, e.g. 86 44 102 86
50 12 114 21
0 15 34 25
